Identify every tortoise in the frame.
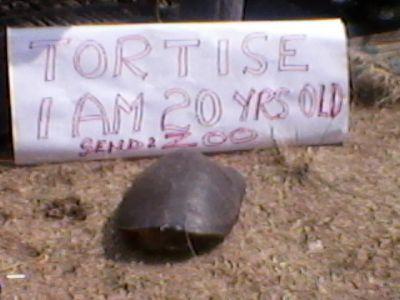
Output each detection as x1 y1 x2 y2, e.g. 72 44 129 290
115 151 246 254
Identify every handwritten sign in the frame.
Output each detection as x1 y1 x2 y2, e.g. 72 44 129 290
7 20 349 164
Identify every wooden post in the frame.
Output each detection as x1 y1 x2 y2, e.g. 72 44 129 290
220 0 245 20
180 0 245 21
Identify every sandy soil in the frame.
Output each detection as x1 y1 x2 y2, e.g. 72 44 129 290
0 102 399 299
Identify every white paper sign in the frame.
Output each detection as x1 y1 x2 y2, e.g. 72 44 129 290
8 20 349 164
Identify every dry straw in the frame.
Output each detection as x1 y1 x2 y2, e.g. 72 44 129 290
350 30 400 106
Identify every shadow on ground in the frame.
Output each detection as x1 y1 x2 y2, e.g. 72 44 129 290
102 210 222 265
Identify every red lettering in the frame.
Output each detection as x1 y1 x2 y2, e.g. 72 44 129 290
330 83 344 118
107 139 125 154
299 83 344 118
73 40 108 79
107 139 144 153
29 39 70 81
161 89 197 149
95 140 108 153
112 93 144 134
279 35 309 72
79 137 94 157
161 88 191 132
113 35 151 80
318 84 330 118
230 128 258 144
164 39 200 77
202 131 228 147
233 89 256 122
127 139 144 151
256 88 289 120
318 83 344 118
80 138 144 157
37 97 53 140
195 89 222 127
299 84 317 118
242 33 268 76
217 39 230 76
72 93 111 138
147 137 156 149
162 129 198 150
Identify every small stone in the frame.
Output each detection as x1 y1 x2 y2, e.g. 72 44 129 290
61 263 76 275
0 212 8 226
308 240 324 253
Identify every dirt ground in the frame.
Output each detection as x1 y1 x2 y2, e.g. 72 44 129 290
0 102 398 299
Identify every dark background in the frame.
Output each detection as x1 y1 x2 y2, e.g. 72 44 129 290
0 0 399 34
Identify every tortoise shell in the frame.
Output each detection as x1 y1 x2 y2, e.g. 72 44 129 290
115 151 246 253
